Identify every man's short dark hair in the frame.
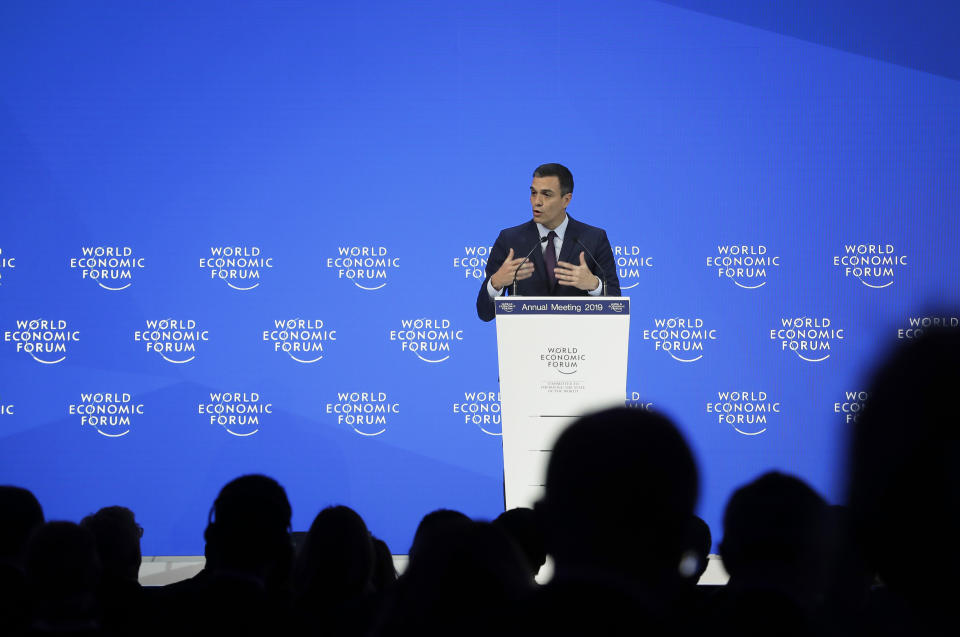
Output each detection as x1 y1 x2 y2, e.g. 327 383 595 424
80 505 141 582
204 474 292 572
533 163 574 196
539 407 698 576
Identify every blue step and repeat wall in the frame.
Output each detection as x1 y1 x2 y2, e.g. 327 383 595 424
1 1 958 555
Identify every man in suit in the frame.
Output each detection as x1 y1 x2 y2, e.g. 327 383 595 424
476 163 620 322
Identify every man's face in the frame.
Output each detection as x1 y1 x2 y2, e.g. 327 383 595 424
530 175 571 230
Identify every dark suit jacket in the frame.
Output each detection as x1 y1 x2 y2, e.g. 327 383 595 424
476 215 621 322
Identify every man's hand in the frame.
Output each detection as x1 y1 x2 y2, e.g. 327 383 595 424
556 252 600 290
490 248 535 290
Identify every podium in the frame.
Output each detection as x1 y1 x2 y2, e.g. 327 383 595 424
495 297 630 510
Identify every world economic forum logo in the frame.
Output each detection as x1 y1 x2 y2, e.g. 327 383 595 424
833 244 906 289
835 391 867 424
134 319 209 364
327 246 399 291
70 392 144 438
0 395 13 417
453 390 501 436
708 244 780 289
770 317 844 362
70 246 145 291
263 318 336 363
453 246 491 281
199 392 271 437
625 391 653 411
614 245 653 290
4 319 80 364
642 317 717 363
390 318 463 363
707 391 781 436
200 246 273 290
0 247 16 286
897 315 958 339
325 391 399 436
541 346 584 374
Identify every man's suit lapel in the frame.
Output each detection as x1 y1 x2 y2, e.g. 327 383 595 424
520 221 549 293
557 215 582 267
555 216 591 296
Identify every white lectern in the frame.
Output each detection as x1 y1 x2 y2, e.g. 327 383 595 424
495 296 630 510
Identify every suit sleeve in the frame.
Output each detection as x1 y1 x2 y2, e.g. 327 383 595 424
476 231 510 322
595 229 620 296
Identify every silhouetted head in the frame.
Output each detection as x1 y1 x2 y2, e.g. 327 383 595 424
25 521 100 624
678 515 712 584
371 536 397 592
408 508 471 563
203 474 292 578
80 505 142 582
494 507 546 577
394 520 531 633
0 485 44 564
721 471 828 600
538 407 698 580
294 505 374 605
847 324 960 604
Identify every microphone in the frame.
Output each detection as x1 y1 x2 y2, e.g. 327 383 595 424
513 235 549 296
574 237 608 296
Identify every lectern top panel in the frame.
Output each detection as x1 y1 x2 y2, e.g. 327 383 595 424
495 297 630 316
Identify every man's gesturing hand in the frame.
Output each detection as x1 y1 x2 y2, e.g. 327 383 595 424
490 248 535 290
556 252 600 291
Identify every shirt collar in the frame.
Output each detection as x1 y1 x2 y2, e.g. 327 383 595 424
536 214 569 240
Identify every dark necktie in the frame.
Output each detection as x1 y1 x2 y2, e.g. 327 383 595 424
543 230 558 289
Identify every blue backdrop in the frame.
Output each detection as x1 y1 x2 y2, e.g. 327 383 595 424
1 0 958 555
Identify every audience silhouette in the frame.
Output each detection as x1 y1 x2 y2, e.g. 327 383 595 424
0 486 44 635
713 471 830 636
846 325 960 636
25 521 101 634
677 514 714 616
376 516 530 637
80 506 145 636
158 474 294 636
406 508 470 563
493 507 547 579
679 514 711 586
292 505 376 636
370 537 397 593
520 406 700 636
2 323 957 636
